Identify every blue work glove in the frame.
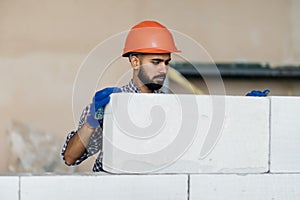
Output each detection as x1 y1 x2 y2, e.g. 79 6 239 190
86 87 121 128
246 89 270 97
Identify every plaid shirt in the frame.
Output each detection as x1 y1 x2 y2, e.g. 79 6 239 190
61 80 163 172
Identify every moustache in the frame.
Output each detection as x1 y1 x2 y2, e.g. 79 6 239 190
153 74 166 80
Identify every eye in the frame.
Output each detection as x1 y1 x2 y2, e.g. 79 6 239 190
165 61 170 65
152 61 160 65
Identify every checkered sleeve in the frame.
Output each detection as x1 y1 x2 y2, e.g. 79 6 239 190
61 104 103 165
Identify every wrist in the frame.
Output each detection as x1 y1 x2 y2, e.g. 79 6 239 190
86 114 101 128
84 121 96 130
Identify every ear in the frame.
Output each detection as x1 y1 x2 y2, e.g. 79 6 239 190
129 55 140 70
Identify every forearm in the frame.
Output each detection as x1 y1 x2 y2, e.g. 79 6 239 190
63 87 119 166
64 123 95 165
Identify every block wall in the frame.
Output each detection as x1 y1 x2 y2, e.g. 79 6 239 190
1 96 300 200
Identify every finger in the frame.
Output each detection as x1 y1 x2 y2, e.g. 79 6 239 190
95 88 114 99
95 87 121 100
263 89 270 95
112 87 122 93
95 96 111 110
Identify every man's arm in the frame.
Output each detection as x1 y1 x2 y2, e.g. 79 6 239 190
63 123 95 165
62 87 121 166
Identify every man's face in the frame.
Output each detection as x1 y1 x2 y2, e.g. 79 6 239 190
137 53 171 91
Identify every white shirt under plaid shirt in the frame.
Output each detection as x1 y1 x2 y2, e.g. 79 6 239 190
61 80 163 172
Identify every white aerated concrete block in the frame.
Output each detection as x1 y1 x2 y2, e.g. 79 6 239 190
190 174 300 200
0 176 19 200
103 94 269 173
20 175 187 200
271 96 300 172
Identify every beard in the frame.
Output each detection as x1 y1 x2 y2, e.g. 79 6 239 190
138 67 166 91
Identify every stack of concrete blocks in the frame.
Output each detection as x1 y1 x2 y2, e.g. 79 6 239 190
1 95 300 200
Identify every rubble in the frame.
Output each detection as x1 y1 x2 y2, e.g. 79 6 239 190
7 120 74 173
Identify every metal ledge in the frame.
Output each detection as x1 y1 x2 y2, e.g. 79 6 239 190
171 62 300 79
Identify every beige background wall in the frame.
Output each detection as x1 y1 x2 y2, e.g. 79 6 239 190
0 0 299 172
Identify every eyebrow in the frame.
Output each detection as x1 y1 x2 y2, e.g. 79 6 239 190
151 58 171 62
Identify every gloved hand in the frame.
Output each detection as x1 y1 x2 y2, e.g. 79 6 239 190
246 89 270 97
86 87 121 128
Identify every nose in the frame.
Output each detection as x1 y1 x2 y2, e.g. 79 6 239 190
158 62 168 74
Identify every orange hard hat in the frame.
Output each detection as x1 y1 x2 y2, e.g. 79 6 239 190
122 20 181 57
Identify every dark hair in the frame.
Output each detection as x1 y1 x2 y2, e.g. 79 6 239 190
128 53 142 61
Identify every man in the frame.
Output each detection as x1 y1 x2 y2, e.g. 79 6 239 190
61 20 180 172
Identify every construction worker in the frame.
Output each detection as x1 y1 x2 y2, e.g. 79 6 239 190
61 20 181 172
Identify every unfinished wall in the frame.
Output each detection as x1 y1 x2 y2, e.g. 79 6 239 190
0 0 299 172
1 96 300 199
